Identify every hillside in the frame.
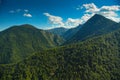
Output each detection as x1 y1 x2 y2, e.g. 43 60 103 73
63 25 82 40
47 27 68 36
47 26 81 40
67 14 119 43
0 24 64 64
0 28 120 80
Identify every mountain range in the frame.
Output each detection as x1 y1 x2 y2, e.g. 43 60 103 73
47 27 68 36
48 14 119 44
0 24 63 64
47 25 82 40
0 14 120 80
68 14 119 43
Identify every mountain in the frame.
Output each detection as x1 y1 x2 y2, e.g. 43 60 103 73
67 14 119 43
47 27 68 36
47 26 81 41
0 28 120 80
63 25 82 40
0 24 64 64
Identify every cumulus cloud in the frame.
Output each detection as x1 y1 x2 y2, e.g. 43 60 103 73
99 11 117 17
44 13 83 28
23 13 32 17
79 3 120 22
66 18 81 28
44 13 64 27
82 3 99 13
9 9 32 18
65 14 94 28
44 13 94 28
81 13 94 23
100 5 120 11
44 3 120 29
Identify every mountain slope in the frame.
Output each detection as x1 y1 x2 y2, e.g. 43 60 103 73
0 28 120 80
67 14 119 43
0 24 64 64
47 26 81 41
47 27 68 36
63 25 82 40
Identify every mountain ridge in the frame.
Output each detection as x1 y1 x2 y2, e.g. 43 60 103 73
0 26 120 79
66 14 119 43
0 24 64 64
47 27 68 37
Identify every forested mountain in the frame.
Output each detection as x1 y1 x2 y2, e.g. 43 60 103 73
67 14 119 43
1 0 120 79
63 25 82 40
0 14 120 80
47 27 68 36
0 27 120 80
0 24 64 64
47 25 81 40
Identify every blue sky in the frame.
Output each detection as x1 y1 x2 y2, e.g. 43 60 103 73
0 0 120 31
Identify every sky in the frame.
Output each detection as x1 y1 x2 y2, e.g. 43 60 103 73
0 0 120 31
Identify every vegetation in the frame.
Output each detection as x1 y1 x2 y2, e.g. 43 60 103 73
0 24 64 64
67 14 119 43
63 25 81 40
47 25 82 40
0 28 120 80
47 27 68 37
0 14 120 80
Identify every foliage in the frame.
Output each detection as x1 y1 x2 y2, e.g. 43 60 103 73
0 28 120 80
47 27 68 36
67 14 119 43
0 24 64 64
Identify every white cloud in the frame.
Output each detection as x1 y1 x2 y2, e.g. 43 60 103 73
9 9 32 18
43 13 94 28
23 13 32 17
44 13 94 28
82 3 99 13
99 11 117 17
80 3 120 22
44 3 120 29
44 13 83 28
66 18 81 28
65 14 94 28
100 5 120 11
43 13 64 27
81 13 94 23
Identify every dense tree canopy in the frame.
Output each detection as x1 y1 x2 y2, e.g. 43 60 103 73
0 28 120 80
0 24 63 64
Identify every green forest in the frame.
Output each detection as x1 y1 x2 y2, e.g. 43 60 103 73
0 14 120 80
0 28 120 80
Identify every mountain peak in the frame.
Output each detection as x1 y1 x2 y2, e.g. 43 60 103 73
66 14 117 43
0 24 64 64
89 14 115 23
93 14 104 17
18 24 37 29
4 24 38 32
